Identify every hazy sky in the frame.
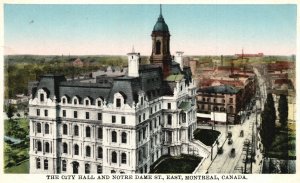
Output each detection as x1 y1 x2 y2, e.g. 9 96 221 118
4 4 297 55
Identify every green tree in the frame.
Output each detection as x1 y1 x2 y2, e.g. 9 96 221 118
6 104 16 120
260 93 276 155
278 94 288 128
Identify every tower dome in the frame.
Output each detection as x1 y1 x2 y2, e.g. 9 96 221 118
153 5 169 32
153 14 169 32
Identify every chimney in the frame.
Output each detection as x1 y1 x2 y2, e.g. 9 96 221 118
175 51 184 70
127 47 140 77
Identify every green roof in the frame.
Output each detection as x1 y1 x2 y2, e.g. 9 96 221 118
165 74 184 82
179 101 192 111
153 15 169 32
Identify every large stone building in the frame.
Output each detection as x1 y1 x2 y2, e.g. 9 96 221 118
28 8 199 174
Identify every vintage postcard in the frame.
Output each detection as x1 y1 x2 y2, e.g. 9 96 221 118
1 0 298 183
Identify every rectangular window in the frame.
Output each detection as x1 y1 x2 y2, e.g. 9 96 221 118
37 109 40 116
112 116 116 123
44 110 48 117
143 113 145 120
143 128 146 139
86 112 89 119
158 116 161 126
168 115 172 125
150 121 152 131
139 130 142 142
98 128 103 139
150 108 153 114
74 111 78 118
139 115 141 123
98 113 102 120
40 94 44 102
121 116 126 124
62 110 66 117
168 103 171 109
44 160 48 170
116 99 121 107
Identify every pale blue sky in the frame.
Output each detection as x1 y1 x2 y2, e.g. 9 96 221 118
4 4 297 55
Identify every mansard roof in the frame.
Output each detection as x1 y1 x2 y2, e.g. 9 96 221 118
33 61 193 106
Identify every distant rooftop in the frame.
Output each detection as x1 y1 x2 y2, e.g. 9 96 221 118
198 85 240 94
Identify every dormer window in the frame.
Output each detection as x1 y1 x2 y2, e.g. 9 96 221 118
141 97 144 105
96 97 103 107
85 100 89 106
40 94 44 102
72 97 79 105
114 92 126 108
116 99 121 108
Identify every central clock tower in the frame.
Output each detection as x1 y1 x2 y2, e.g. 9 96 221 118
150 6 172 78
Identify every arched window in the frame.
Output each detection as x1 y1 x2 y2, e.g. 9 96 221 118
97 147 103 159
86 146 91 157
74 125 79 136
62 160 67 171
121 153 127 164
36 158 41 169
85 99 90 106
37 123 41 133
45 123 49 134
112 131 117 143
63 124 68 135
85 163 90 174
44 159 48 170
45 142 50 153
121 132 127 143
155 40 161 54
112 151 117 163
37 141 42 151
86 126 91 137
74 144 79 155
73 96 79 105
97 100 102 107
63 143 68 154
62 98 66 104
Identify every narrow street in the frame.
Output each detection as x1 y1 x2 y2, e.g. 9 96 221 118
197 65 267 174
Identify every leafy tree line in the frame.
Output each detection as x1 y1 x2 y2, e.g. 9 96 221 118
278 94 288 128
4 55 136 99
260 93 276 155
261 93 290 158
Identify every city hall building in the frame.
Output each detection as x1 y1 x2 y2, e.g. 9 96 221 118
29 9 200 174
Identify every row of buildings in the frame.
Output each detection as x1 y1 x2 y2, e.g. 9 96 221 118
194 63 256 125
